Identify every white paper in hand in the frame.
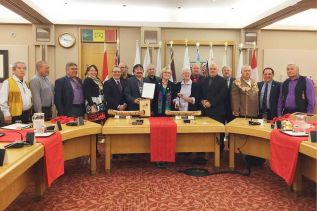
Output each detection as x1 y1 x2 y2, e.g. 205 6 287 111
142 82 155 99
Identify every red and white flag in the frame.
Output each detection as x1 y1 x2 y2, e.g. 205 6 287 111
250 50 258 81
102 48 108 82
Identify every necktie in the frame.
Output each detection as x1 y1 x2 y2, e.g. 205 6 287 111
262 83 268 111
117 80 122 92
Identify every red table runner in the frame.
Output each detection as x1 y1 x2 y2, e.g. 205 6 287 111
269 129 307 185
0 129 64 187
149 117 177 162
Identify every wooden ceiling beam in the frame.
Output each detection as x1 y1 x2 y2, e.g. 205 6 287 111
244 0 317 29
0 0 52 24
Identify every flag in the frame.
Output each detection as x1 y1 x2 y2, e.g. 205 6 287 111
183 46 190 69
221 44 227 76
236 48 243 79
115 45 120 66
102 48 108 81
196 47 200 64
208 45 214 65
143 46 151 77
250 50 258 81
156 47 161 77
134 40 141 65
170 47 176 82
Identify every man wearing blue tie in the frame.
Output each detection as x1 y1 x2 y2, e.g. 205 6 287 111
257 67 281 120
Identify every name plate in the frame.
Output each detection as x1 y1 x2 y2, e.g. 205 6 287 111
175 116 195 120
114 115 131 119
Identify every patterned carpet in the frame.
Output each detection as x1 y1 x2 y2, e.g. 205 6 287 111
7 147 317 211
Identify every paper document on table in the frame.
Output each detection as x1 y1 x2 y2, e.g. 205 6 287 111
142 82 155 99
1 123 31 130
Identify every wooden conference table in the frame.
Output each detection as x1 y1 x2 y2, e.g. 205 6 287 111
226 118 317 191
58 120 102 175
102 117 225 173
0 143 44 211
0 120 101 210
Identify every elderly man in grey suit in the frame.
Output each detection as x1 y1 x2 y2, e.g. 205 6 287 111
124 64 145 111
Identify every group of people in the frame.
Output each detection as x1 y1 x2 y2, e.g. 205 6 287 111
0 61 315 137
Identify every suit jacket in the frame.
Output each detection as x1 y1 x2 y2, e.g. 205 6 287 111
0 108 5 126
191 75 205 86
231 78 259 117
200 75 228 123
104 78 126 110
153 80 175 116
144 76 160 84
54 76 84 116
174 81 200 111
124 76 143 111
224 77 235 122
257 80 281 119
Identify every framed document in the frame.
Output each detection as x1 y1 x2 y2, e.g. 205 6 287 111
0 50 8 82
142 83 155 99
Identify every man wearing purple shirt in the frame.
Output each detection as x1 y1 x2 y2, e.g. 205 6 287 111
277 64 315 116
55 62 85 117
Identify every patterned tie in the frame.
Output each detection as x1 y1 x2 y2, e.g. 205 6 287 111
262 83 268 111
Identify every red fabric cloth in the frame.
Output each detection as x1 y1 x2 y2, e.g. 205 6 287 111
270 129 307 185
50 116 76 124
149 117 177 162
0 129 64 187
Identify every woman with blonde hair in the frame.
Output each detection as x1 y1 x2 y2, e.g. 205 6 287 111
152 67 175 116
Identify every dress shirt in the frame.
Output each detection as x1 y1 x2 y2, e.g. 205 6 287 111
0 75 32 117
70 77 84 105
173 79 195 111
277 76 315 115
30 74 54 112
260 81 272 110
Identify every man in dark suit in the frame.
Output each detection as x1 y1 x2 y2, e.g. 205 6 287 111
104 66 127 111
124 64 145 111
191 63 205 85
258 67 281 120
144 64 160 84
0 108 5 126
222 66 235 123
201 63 228 152
54 62 85 117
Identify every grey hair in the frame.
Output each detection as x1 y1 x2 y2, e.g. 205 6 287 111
36 61 48 71
222 66 232 72
241 64 251 73
146 64 156 71
287 64 299 71
65 62 77 70
182 67 191 74
12 61 26 70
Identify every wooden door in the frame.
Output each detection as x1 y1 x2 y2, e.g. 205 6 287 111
81 43 117 79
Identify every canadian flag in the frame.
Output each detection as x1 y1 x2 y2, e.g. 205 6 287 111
102 49 108 82
250 50 258 81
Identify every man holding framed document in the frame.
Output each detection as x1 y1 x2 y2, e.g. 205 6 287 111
124 64 145 111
